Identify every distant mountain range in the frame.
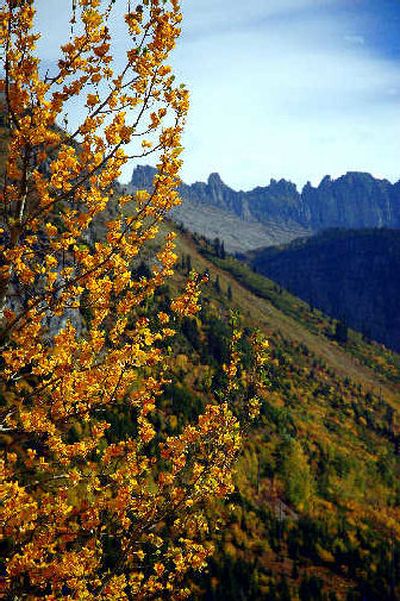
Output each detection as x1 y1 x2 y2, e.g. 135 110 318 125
129 166 400 252
250 228 400 352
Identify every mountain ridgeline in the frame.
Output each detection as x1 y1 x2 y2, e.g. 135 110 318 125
129 166 400 252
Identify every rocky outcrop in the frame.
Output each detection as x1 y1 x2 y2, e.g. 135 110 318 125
127 167 310 252
301 172 400 230
128 166 400 252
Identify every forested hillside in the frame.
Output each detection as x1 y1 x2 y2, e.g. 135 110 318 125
2 2 400 600
152 226 400 600
249 229 400 353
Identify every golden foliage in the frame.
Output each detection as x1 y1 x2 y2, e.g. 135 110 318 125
0 1 265 598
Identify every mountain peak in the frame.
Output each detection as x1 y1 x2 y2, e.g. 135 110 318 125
344 171 375 179
130 165 157 190
126 166 400 250
268 178 298 196
207 172 224 187
319 175 332 187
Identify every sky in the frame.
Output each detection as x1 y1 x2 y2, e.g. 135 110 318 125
35 0 400 190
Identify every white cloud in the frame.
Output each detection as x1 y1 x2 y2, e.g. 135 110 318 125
32 0 400 189
344 35 366 45
183 0 338 34
172 0 400 189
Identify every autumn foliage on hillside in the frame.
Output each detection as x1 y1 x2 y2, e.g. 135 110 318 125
0 1 265 598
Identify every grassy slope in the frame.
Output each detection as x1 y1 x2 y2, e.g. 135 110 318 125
173 228 400 403
165 225 400 600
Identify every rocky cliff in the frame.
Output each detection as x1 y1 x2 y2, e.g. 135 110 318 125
128 166 310 252
301 172 400 230
128 166 400 252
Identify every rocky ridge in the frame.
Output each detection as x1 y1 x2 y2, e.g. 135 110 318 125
128 166 400 252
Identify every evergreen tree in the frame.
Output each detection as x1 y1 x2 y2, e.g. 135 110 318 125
213 237 221 257
186 253 192 274
334 319 348 344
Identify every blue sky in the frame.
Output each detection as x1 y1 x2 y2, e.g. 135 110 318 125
35 1 400 190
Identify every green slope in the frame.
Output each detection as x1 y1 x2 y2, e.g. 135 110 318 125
164 227 400 601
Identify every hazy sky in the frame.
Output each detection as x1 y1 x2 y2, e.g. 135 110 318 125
35 0 400 190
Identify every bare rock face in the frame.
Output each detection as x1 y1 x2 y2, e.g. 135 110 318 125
127 166 310 252
301 172 400 230
128 164 156 191
128 166 400 253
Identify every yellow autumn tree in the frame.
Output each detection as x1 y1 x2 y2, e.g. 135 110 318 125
0 1 265 599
